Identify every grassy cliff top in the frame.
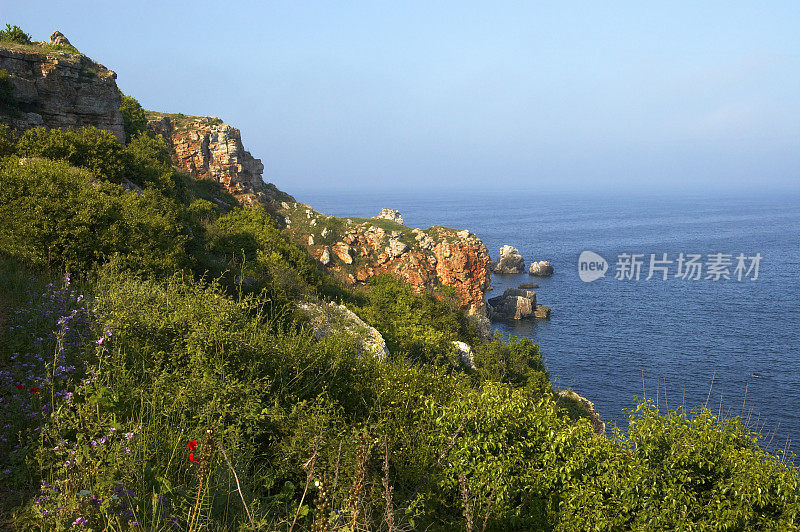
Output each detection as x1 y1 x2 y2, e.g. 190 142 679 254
145 110 223 130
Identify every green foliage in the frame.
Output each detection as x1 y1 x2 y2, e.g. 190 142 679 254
16 126 126 182
0 157 187 275
472 333 549 389
357 274 478 366
0 24 31 45
205 206 321 298
0 123 15 156
119 94 148 142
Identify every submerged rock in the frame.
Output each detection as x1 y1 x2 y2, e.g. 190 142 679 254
492 245 525 274
518 282 539 289
529 260 554 277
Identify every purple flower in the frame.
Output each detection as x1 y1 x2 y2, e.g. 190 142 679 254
71 516 88 527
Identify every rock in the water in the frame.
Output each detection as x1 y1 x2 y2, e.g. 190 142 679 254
492 245 525 274
452 341 475 369
488 288 537 320
518 282 539 289
556 390 606 435
534 305 551 320
529 260 554 277
49 31 71 46
374 208 404 225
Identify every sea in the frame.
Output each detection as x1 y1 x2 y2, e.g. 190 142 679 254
297 189 800 452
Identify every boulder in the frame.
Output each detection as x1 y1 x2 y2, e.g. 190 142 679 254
332 242 354 264
373 208 404 225
49 31 71 46
492 245 525 274
529 260 554 277
298 299 388 359
487 288 550 321
518 282 539 289
452 341 475 369
387 238 409 257
319 247 331 266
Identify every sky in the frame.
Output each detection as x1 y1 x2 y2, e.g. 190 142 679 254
2 1 799 193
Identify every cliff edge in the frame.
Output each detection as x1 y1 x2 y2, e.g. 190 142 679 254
0 40 124 142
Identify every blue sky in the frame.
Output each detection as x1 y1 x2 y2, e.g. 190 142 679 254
3 1 799 193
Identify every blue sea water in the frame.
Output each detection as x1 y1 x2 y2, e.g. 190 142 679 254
297 189 800 450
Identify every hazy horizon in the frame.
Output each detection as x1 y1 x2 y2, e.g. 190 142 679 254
3 1 799 194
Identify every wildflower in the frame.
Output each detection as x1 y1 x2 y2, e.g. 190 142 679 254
71 516 88 527
14 384 24 390
30 387 40 394
124 432 133 440
188 453 198 463
187 440 198 451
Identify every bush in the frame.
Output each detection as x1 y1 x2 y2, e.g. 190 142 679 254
0 157 187 275
16 127 125 182
0 24 31 45
119 94 148 143
357 275 478 366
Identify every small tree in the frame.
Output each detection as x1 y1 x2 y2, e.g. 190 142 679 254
119 94 148 142
0 24 32 45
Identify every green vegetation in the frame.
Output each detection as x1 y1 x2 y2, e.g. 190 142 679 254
0 24 31 45
119 94 148 143
0 114 797 530
145 110 222 131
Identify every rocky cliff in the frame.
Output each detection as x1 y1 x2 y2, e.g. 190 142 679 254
147 112 292 205
280 204 492 315
0 41 124 142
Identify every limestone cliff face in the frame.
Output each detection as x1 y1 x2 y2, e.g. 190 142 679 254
282 204 492 315
0 44 124 142
147 114 292 205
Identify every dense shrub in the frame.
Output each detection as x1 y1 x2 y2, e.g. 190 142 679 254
0 157 187 275
16 126 126 182
119 94 148 143
357 275 479 366
0 24 31 45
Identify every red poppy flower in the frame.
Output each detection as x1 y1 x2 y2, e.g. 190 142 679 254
187 440 198 451
30 387 40 394
14 384 24 390
189 453 198 463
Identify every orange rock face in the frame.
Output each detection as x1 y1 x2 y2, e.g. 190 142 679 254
147 115 291 205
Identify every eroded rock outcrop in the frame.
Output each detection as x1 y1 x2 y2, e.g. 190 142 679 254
0 40 124 142
147 113 293 205
492 245 525 274
374 208 404 225
488 288 550 321
282 203 492 315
